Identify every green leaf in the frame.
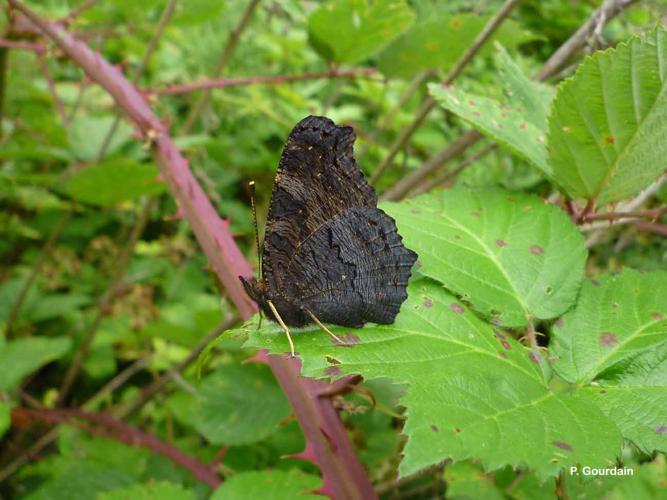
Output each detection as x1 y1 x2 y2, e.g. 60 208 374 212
69 115 134 161
24 465 136 500
547 28 667 203
211 469 321 500
99 482 196 500
445 461 505 500
196 363 291 445
0 400 11 439
495 44 554 132
307 0 414 64
430 84 551 175
245 280 623 481
551 270 667 384
552 270 667 453
0 336 71 391
384 189 587 327
378 14 535 79
67 159 165 206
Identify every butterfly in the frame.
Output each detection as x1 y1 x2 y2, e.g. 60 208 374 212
240 116 417 355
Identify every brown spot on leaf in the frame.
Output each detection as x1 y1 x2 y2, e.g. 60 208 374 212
423 298 433 308
498 351 508 359
495 239 507 247
325 366 342 376
454 234 461 240
468 99 476 106
325 355 341 365
470 210 481 217
450 303 465 315
562 125 572 133
431 425 439 432
655 425 667 435
553 441 573 452
547 355 558 364
473 111 481 117
494 330 512 350
455 427 461 433
605 135 615 144
410 209 422 214
591 279 601 287
599 332 618 347
528 351 541 364
651 312 665 320
530 245 544 256
520 122 526 129
599 389 607 395
336 333 360 346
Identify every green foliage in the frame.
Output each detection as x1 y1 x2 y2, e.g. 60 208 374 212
98 481 196 500
245 279 623 481
307 0 414 64
378 13 536 78
552 270 667 454
67 160 166 206
2 0 664 497
385 188 586 326
195 363 292 446
430 46 554 175
0 336 71 391
548 28 667 203
211 469 321 500
0 401 10 439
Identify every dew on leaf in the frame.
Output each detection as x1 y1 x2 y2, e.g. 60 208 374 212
562 125 572 133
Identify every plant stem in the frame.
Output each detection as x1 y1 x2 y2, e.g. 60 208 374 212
7 3 376 494
56 199 153 406
370 0 520 184
4 207 73 338
381 0 638 201
181 0 262 134
153 68 377 95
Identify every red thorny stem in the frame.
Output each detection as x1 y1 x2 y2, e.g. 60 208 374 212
7 2 376 498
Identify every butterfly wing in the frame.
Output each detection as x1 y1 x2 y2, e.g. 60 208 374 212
279 207 417 327
262 116 377 294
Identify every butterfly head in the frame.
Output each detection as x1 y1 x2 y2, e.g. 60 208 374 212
239 275 269 305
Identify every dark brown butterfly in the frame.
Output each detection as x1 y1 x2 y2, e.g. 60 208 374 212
240 116 417 355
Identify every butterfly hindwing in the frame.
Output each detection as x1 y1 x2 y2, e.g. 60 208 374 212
280 207 417 327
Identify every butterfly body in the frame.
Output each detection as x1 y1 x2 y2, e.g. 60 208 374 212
240 116 417 329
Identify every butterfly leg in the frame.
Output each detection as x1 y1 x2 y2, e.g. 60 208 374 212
267 300 296 357
305 309 347 346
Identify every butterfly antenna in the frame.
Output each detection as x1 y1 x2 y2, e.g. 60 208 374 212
248 181 262 278
248 181 263 330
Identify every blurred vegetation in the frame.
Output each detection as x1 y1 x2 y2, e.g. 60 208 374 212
0 0 665 499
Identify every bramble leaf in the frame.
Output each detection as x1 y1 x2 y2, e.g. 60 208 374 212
384 189 586 327
0 336 71 392
244 280 622 481
307 0 414 64
195 363 291 445
378 14 536 79
211 469 321 499
552 270 667 453
548 28 667 203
